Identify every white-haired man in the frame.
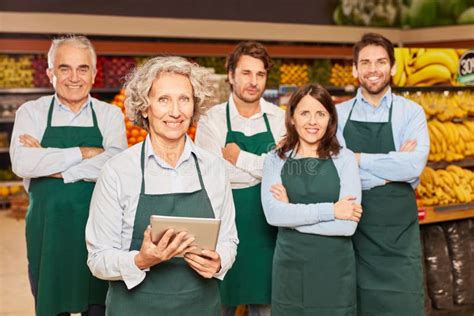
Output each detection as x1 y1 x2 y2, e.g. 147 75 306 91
10 35 127 316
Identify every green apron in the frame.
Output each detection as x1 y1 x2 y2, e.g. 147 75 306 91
26 97 108 316
219 102 277 306
343 98 423 315
272 155 356 316
106 141 220 316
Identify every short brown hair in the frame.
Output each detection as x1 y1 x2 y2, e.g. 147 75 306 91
225 41 272 87
353 33 395 67
277 84 340 160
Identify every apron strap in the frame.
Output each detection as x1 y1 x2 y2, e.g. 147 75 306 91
226 101 272 133
90 102 99 127
47 97 55 127
348 94 394 122
47 97 96 127
263 113 271 132
225 102 233 131
347 98 357 121
140 140 146 194
139 140 206 194
191 152 206 191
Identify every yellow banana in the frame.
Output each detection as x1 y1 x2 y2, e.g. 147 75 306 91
401 48 413 76
406 64 452 86
393 48 404 86
415 50 458 74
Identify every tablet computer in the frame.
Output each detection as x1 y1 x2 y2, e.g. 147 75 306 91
150 215 221 255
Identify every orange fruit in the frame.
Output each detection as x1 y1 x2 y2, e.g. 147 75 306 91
128 137 137 145
139 129 148 137
137 135 145 142
131 129 139 137
125 120 134 129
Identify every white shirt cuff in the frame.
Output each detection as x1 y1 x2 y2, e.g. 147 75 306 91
63 147 83 170
120 250 147 289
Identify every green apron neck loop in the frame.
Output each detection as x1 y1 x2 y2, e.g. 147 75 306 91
139 139 205 195
348 94 394 122
225 101 271 133
48 97 97 127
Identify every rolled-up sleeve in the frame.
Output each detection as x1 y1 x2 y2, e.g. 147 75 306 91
86 163 146 289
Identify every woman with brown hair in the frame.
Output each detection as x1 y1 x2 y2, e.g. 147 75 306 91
261 84 362 315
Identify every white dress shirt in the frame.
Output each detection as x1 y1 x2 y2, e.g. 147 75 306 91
195 95 286 189
86 136 238 289
10 94 127 190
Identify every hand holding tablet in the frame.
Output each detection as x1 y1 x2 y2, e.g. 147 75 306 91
150 215 221 255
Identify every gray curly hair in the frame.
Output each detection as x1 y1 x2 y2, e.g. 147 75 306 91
124 56 215 130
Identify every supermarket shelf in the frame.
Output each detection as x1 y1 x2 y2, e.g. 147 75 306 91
0 148 9 153
393 86 474 93
419 203 474 225
0 117 15 123
0 88 120 94
427 157 474 169
0 181 22 187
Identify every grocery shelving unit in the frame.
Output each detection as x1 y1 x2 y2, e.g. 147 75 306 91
420 204 474 225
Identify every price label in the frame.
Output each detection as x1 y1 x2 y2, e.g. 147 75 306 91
458 50 474 83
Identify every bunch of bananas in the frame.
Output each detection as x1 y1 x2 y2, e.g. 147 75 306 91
279 63 309 86
406 91 474 121
428 120 474 162
0 55 34 88
418 166 474 206
329 63 358 87
393 48 464 87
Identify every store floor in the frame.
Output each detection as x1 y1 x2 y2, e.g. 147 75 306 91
0 210 34 316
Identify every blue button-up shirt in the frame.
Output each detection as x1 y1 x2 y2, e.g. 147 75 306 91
337 88 429 190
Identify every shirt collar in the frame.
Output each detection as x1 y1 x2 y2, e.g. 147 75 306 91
355 87 392 110
228 94 278 120
54 94 92 113
144 134 201 169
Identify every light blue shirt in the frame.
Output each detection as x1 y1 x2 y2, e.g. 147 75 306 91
261 148 361 236
337 88 429 190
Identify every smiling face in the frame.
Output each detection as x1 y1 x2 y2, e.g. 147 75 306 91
353 44 396 97
145 72 194 145
229 55 267 104
291 94 330 152
47 44 96 108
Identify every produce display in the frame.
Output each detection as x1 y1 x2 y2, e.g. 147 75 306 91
110 90 147 146
0 55 34 88
31 55 50 87
427 120 474 162
279 63 309 86
102 57 136 88
393 48 464 87
406 91 474 121
418 165 474 206
329 63 358 87
308 59 332 86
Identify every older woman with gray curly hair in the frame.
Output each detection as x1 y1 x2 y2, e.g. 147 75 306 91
86 56 238 315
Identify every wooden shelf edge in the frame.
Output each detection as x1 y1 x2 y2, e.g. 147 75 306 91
419 204 474 225
427 156 474 169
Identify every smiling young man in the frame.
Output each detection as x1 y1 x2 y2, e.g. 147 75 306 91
10 35 127 316
195 41 285 316
336 33 429 315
